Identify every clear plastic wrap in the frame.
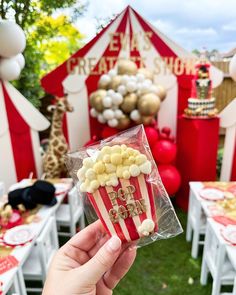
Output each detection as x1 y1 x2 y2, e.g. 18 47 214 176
66 125 183 248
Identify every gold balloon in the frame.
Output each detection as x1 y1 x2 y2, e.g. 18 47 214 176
156 85 167 101
141 116 154 125
90 90 106 112
98 78 110 89
110 75 122 90
138 93 161 116
116 115 131 130
118 59 138 75
120 93 138 113
138 68 154 81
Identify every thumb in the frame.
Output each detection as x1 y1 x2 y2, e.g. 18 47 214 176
79 236 122 285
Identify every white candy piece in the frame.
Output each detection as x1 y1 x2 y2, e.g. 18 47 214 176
139 161 152 174
103 109 115 120
102 96 112 108
130 109 141 121
90 108 98 118
138 219 155 236
108 118 118 127
129 164 140 177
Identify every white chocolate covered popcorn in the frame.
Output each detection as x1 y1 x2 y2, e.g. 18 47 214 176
138 219 155 236
77 144 152 193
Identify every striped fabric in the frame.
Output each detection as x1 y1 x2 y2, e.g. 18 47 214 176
87 174 157 242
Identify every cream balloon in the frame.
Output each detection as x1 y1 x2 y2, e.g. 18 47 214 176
229 54 236 82
14 53 25 70
0 58 21 81
0 21 26 57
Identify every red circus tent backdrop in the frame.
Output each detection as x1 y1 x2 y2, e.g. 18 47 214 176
0 81 50 189
41 5 223 151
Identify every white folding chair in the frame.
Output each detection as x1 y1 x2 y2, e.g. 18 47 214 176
200 218 236 295
56 186 85 237
219 98 236 181
22 216 59 293
186 183 206 258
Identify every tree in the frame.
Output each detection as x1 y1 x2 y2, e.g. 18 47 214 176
0 0 86 107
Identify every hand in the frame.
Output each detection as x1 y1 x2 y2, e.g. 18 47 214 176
42 220 136 295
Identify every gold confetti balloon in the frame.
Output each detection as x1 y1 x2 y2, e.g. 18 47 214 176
118 59 138 75
120 93 138 113
138 93 161 116
90 89 106 112
116 115 131 130
156 85 167 101
110 75 122 90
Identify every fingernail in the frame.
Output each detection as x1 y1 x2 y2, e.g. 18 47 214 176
107 236 121 252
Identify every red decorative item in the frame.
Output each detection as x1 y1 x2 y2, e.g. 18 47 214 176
152 140 177 164
158 164 181 196
101 126 118 139
176 116 219 210
144 126 158 147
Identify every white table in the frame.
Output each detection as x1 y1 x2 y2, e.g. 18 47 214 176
0 179 72 295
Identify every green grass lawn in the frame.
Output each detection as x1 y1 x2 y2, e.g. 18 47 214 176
114 210 212 295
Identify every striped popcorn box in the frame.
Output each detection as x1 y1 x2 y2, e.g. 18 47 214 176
87 174 157 242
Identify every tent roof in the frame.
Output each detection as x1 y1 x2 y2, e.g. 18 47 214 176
41 5 223 96
0 81 50 136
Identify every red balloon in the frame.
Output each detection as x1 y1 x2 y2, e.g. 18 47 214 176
101 126 118 139
152 140 177 164
144 126 158 147
158 164 181 196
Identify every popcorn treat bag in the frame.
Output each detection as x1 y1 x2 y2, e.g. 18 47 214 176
66 125 182 247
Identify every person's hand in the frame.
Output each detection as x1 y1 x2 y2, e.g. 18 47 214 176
42 220 136 295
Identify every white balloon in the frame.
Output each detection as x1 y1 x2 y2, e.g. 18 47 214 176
136 73 145 82
144 79 152 87
229 54 236 82
130 75 137 82
112 92 123 105
114 109 124 119
139 82 150 94
117 85 127 95
108 118 118 127
98 114 106 124
13 53 25 70
90 108 98 118
102 96 112 108
0 58 21 81
108 69 117 78
0 21 26 57
130 109 141 121
126 81 137 92
107 89 115 97
103 109 115 120
99 74 111 84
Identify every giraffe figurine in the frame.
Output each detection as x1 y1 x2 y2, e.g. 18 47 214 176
43 96 73 178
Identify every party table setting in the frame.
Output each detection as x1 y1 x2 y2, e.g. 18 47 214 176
0 178 72 294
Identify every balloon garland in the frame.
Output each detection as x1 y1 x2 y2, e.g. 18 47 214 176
89 59 167 129
0 21 26 81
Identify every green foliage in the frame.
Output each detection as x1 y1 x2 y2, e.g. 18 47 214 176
0 0 86 107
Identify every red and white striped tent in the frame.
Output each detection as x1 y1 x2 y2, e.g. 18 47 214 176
0 81 50 189
41 5 223 151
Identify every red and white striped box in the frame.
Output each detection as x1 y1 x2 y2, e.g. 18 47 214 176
87 174 157 242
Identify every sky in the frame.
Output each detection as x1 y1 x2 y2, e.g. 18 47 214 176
76 0 236 53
